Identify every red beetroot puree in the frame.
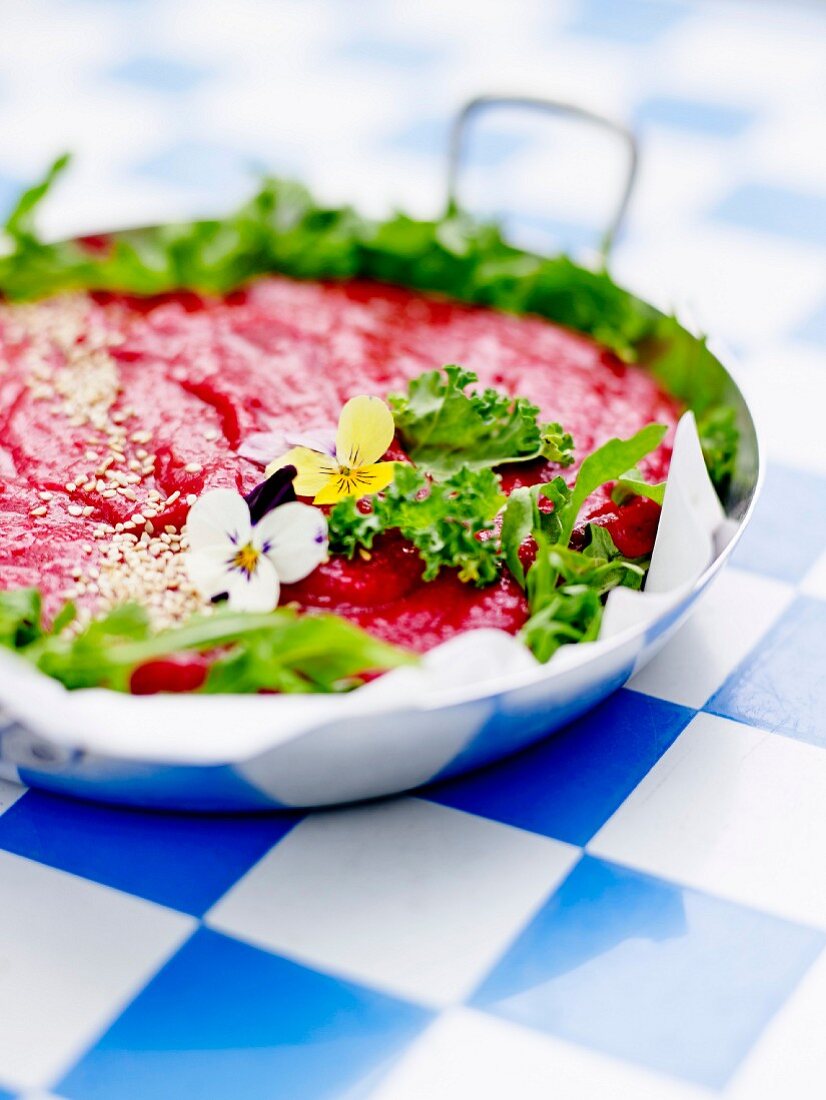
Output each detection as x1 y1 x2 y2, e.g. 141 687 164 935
0 276 680 653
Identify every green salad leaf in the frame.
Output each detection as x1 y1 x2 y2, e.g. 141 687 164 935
611 467 667 506
697 405 739 495
520 526 646 663
328 463 505 586
0 157 656 360
0 591 414 694
557 423 667 543
389 366 574 479
0 158 740 498
0 587 46 649
499 425 664 662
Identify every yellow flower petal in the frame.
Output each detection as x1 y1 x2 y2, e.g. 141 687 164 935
265 447 338 498
335 395 395 468
313 462 396 506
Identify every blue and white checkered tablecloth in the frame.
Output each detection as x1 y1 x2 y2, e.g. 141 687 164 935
0 0 825 1096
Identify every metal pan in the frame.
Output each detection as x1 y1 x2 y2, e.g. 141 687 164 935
0 98 762 810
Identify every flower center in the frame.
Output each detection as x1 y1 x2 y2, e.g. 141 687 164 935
230 542 260 578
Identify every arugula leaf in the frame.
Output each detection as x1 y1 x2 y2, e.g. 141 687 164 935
499 488 534 587
500 430 657 663
557 423 667 544
520 584 604 663
328 463 505 586
389 366 574 479
0 161 656 360
519 527 646 662
1 599 414 694
611 467 666 506
0 588 44 649
697 405 739 495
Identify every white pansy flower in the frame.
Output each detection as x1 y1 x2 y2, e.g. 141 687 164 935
185 489 327 612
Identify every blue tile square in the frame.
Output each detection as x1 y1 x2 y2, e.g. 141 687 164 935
425 690 694 845
333 35 445 69
471 856 824 1088
731 463 826 583
711 184 826 247
131 141 256 194
634 95 754 137
0 791 300 916
564 0 689 43
106 55 213 94
385 116 528 167
59 927 431 1100
706 596 826 747
794 300 826 347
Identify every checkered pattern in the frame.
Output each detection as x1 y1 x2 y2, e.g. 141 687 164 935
0 0 825 1096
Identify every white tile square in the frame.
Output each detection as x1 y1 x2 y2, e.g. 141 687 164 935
0 851 194 1092
630 567 795 708
370 1008 708 1100
801 551 826 601
0 777 25 815
590 713 826 929
736 341 826 476
613 226 826 350
728 948 826 1100
207 798 577 1007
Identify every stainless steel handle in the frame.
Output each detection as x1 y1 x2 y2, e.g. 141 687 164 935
446 94 640 258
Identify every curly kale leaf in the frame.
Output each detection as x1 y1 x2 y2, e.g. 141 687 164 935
389 366 574 479
328 463 505 586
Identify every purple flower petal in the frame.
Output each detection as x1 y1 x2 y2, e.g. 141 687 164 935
287 427 337 457
237 426 337 468
244 465 297 525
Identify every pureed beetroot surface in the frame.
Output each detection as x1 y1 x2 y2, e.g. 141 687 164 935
0 276 679 653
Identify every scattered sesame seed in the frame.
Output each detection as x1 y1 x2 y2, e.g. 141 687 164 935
184 462 203 474
30 505 48 517
67 504 83 517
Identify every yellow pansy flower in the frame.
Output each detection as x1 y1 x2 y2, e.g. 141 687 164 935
266 395 396 506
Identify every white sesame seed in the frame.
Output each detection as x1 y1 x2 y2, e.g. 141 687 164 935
30 505 48 517
184 462 203 474
67 504 83 517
